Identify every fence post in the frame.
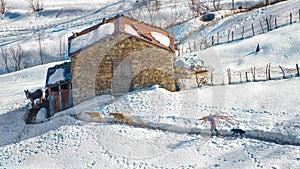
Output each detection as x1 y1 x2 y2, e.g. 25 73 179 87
194 40 196 51
217 32 219 44
228 30 230 42
279 65 286 79
199 41 202 50
239 71 242 83
259 20 265 33
210 71 214 86
268 63 271 80
297 64 299 77
269 15 272 30
251 67 256 81
275 18 278 29
266 64 269 80
242 26 245 39
188 41 192 53
299 9 300 21
290 13 292 24
245 72 249 82
232 31 234 41
227 68 231 84
252 24 255 36
266 18 270 31
211 36 215 46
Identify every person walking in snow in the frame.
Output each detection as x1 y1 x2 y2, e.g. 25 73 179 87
208 117 219 137
199 114 238 137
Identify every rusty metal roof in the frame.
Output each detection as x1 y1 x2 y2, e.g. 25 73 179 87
45 61 71 87
68 14 175 53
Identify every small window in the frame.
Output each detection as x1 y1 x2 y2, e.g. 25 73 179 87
51 86 59 92
61 83 69 90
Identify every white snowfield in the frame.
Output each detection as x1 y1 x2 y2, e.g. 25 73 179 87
1 0 300 169
1 62 300 168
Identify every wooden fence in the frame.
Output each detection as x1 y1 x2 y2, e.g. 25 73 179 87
208 64 300 86
179 8 300 55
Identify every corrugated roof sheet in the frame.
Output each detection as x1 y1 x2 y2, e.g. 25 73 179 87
45 61 71 87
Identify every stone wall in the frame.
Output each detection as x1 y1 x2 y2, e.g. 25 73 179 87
71 34 129 105
95 36 176 95
71 33 176 105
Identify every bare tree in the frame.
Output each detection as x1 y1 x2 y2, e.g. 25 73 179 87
0 0 8 15
127 0 147 22
143 0 161 25
188 0 208 17
162 4 184 28
195 73 208 87
26 0 44 12
212 0 221 11
59 35 66 60
0 46 10 73
10 44 23 71
38 33 44 64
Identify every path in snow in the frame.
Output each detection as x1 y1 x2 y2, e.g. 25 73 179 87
80 114 300 147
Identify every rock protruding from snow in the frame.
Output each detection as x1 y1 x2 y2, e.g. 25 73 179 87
202 13 215 22
35 108 48 123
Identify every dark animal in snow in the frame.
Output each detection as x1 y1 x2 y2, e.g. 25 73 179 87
24 89 43 108
231 128 246 137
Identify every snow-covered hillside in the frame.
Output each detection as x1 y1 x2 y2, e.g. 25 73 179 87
1 61 300 168
0 0 271 74
1 0 300 168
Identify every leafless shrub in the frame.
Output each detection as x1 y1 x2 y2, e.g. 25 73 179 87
161 4 185 28
26 0 44 12
38 33 44 64
0 0 8 15
10 44 23 71
0 46 10 73
195 70 209 87
212 0 222 11
59 35 66 60
188 0 208 17
144 0 161 25
127 1 145 21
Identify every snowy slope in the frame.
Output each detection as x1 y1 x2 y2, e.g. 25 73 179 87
1 65 300 168
0 61 66 114
195 22 300 70
180 0 300 47
0 0 269 74
1 0 300 169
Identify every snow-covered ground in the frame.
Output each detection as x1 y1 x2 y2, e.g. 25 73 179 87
1 0 300 168
0 0 270 74
1 61 300 168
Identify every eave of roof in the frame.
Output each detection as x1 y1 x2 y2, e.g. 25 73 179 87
68 14 175 55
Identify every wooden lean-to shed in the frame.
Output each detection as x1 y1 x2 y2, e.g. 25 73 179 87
45 62 73 116
68 14 176 105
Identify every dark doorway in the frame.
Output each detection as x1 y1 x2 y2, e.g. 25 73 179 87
112 59 133 97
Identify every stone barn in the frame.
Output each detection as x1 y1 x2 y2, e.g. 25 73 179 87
68 14 176 105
